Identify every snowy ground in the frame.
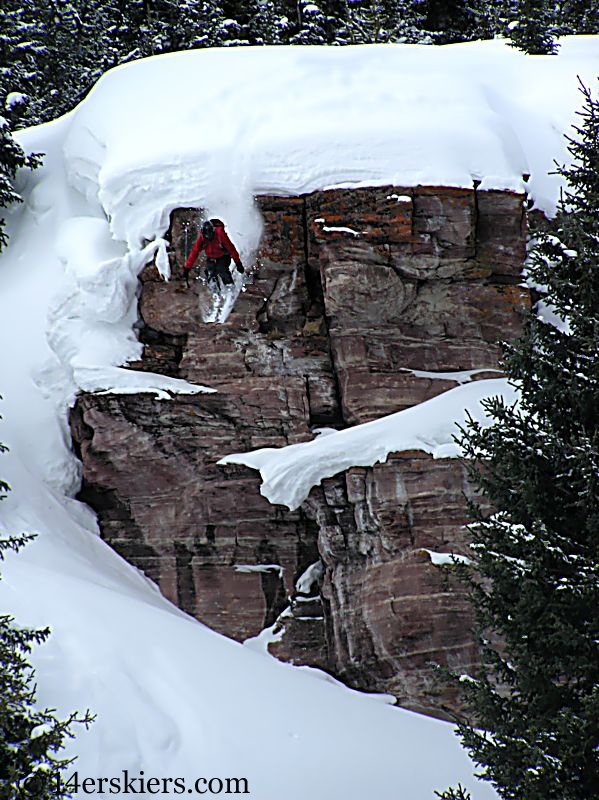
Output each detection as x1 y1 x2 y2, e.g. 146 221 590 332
1 38 598 798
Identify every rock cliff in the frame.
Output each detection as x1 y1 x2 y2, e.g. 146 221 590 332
70 185 529 717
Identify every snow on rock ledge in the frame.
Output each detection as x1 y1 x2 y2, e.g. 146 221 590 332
39 36 599 259
219 378 519 510
48 215 212 400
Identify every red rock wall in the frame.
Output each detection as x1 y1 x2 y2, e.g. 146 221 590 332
70 185 529 716
300 453 490 717
305 187 526 423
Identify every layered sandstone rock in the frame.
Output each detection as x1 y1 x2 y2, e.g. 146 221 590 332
70 184 529 716
305 186 526 423
301 453 489 717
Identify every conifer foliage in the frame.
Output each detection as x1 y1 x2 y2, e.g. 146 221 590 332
341 0 427 44
289 1 329 44
421 0 497 45
505 0 559 54
0 122 41 253
245 0 289 45
438 80 599 800
0 2 41 124
557 0 599 36
0 1 43 250
0 431 93 798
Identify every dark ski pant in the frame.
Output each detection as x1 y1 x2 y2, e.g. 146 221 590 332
205 255 233 287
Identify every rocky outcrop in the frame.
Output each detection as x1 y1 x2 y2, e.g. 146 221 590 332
70 184 529 716
307 187 525 423
302 454 487 717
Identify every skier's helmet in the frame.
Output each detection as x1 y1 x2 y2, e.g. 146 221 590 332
202 220 215 241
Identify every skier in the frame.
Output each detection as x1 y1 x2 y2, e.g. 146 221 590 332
184 218 244 291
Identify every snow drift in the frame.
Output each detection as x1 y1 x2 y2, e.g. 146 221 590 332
220 378 519 510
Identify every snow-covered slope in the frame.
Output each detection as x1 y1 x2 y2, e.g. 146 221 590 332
1 38 598 799
1 466 494 799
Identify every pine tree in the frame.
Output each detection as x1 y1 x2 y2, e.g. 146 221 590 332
2 0 114 124
0 429 94 797
32 1 93 119
246 0 289 45
9 0 246 124
0 122 41 252
137 0 240 54
421 0 493 44
94 0 148 63
198 0 245 47
556 0 599 36
0 2 42 126
439 80 599 800
342 0 427 44
319 0 353 44
289 1 329 44
505 0 559 54
0 2 42 250
0 541 94 798
459 0 504 42
436 787 472 800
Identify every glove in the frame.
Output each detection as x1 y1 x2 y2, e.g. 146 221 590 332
236 262 245 274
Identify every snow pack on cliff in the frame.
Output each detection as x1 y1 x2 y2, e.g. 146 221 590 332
1 38 598 799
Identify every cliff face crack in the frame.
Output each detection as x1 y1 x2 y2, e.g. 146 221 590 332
174 540 196 616
301 197 322 307
472 180 480 264
304 375 313 426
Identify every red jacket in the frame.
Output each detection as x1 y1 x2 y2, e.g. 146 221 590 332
185 219 241 270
